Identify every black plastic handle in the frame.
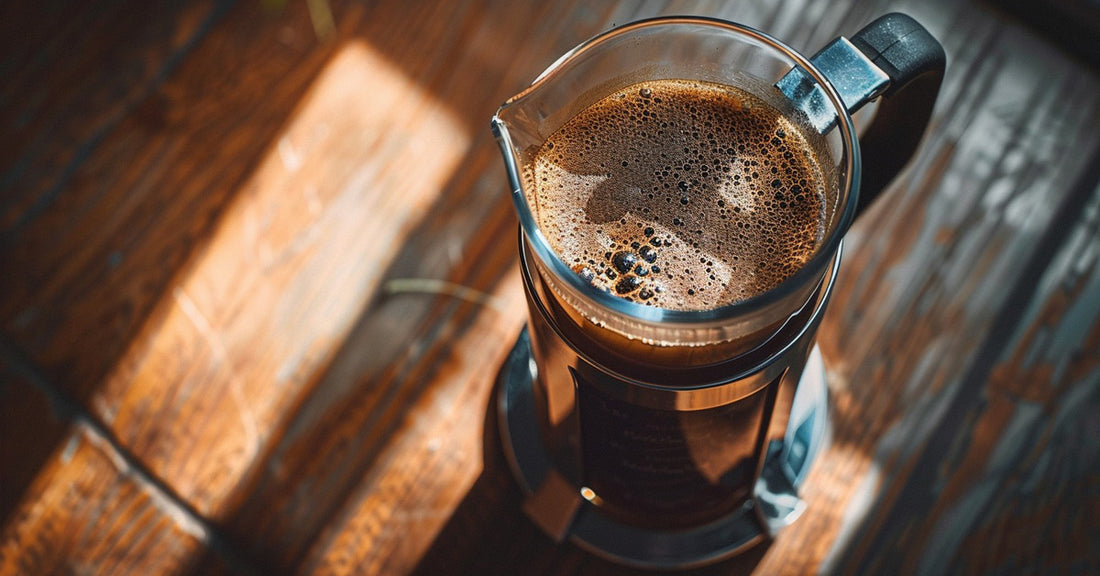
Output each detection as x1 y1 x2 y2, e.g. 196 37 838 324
848 13 946 216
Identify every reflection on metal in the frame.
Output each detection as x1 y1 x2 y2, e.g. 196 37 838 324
755 346 828 535
497 330 830 569
777 37 890 133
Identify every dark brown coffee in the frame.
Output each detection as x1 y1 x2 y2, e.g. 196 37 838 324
531 79 829 310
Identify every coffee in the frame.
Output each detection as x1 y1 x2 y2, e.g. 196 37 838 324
530 79 829 310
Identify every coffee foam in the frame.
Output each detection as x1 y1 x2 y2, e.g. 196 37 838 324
531 79 829 311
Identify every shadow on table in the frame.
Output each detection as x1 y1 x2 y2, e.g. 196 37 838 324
409 372 771 576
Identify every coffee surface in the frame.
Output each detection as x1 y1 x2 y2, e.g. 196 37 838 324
531 79 829 310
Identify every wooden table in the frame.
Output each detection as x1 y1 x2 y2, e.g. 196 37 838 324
2 1 1098 574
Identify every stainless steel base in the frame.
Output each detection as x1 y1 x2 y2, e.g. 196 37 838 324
497 328 829 570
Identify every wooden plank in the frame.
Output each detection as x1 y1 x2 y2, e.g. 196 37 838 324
0 0 343 402
797 3 1100 575
828 155 1100 575
0 0 230 229
90 15 474 523
0 348 247 575
217 147 523 572
0 423 229 576
293 266 528 576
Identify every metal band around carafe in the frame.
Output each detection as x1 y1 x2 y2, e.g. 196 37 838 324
520 230 840 411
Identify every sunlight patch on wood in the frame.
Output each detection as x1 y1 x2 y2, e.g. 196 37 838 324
93 39 471 518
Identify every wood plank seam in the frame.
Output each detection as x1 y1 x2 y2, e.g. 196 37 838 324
0 334 261 576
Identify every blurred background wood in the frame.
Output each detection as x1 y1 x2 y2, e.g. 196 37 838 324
2 0 1097 574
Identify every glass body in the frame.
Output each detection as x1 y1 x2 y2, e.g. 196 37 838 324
493 17 861 529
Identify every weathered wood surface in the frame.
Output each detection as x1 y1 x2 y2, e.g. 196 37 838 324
0 366 234 575
0 348 253 575
1 0 1097 574
0 427 210 576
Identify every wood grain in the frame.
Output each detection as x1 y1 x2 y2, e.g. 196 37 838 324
827 150 1100 575
0 423 225 576
215 149 524 572
0 0 339 402
1 0 1097 575
94 25 475 523
808 4 1100 573
0 0 230 230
